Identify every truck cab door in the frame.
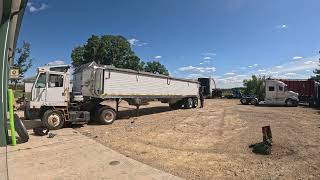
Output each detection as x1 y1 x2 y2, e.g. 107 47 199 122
265 85 276 104
32 72 46 102
276 85 285 104
45 72 69 105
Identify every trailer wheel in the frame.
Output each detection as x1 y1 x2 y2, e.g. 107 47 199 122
97 107 116 125
192 98 198 108
184 98 193 109
42 110 65 130
240 98 249 105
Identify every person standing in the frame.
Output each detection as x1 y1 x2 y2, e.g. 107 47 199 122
199 89 204 108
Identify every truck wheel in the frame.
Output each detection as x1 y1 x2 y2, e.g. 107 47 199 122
286 99 298 107
42 110 65 130
250 99 258 105
184 98 193 109
97 107 116 125
192 98 198 108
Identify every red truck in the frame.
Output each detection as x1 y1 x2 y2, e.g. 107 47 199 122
279 79 320 106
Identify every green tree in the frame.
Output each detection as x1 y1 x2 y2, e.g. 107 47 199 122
11 41 33 88
243 75 265 100
144 61 169 75
71 35 143 70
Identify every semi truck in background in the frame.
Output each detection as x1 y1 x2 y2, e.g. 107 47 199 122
279 79 320 106
25 61 200 129
240 79 299 106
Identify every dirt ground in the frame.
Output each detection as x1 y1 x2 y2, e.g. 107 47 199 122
77 99 320 180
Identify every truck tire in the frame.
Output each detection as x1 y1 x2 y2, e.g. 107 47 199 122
14 114 29 143
250 98 258 105
97 107 116 125
42 110 65 130
285 99 298 107
192 98 198 108
184 98 193 109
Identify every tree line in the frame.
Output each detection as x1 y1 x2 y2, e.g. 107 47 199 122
71 35 169 75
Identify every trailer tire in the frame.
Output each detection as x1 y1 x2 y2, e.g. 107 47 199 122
97 107 116 125
14 114 29 143
42 110 65 130
240 98 249 105
184 98 193 109
192 98 198 108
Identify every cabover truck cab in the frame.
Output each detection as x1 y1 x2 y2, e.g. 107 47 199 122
240 79 299 106
25 62 200 129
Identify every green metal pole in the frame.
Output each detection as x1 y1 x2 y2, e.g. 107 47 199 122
8 89 16 146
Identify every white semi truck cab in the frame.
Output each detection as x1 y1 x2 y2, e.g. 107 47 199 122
240 79 299 106
25 62 200 129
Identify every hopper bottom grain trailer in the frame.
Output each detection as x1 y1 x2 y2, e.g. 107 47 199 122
25 62 200 129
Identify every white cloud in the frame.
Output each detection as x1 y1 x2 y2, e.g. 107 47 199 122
275 66 283 69
285 72 296 76
258 69 266 72
155 56 162 59
201 52 216 56
128 38 139 45
248 65 253 68
128 38 147 46
203 56 212 60
224 72 236 76
27 2 48 13
47 60 65 66
178 65 216 73
292 56 303 60
304 61 316 65
275 24 287 29
253 64 258 67
216 75 249 88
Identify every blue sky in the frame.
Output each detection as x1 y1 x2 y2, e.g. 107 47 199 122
18 0 320 88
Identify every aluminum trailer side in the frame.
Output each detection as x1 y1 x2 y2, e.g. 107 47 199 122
73 62 199 102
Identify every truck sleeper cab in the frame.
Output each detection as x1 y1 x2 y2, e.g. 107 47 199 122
240 79 299 106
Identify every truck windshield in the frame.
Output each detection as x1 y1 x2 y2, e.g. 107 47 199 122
35 73 46 88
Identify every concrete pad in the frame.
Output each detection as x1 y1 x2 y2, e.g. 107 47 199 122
5 128 182 180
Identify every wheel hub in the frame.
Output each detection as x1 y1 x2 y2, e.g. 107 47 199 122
48 114 60 127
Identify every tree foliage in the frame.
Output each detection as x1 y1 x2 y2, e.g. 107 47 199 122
71 35 139 70
71 34 169 74
243 75 266 100
12 41 33 85
144 61 169 75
